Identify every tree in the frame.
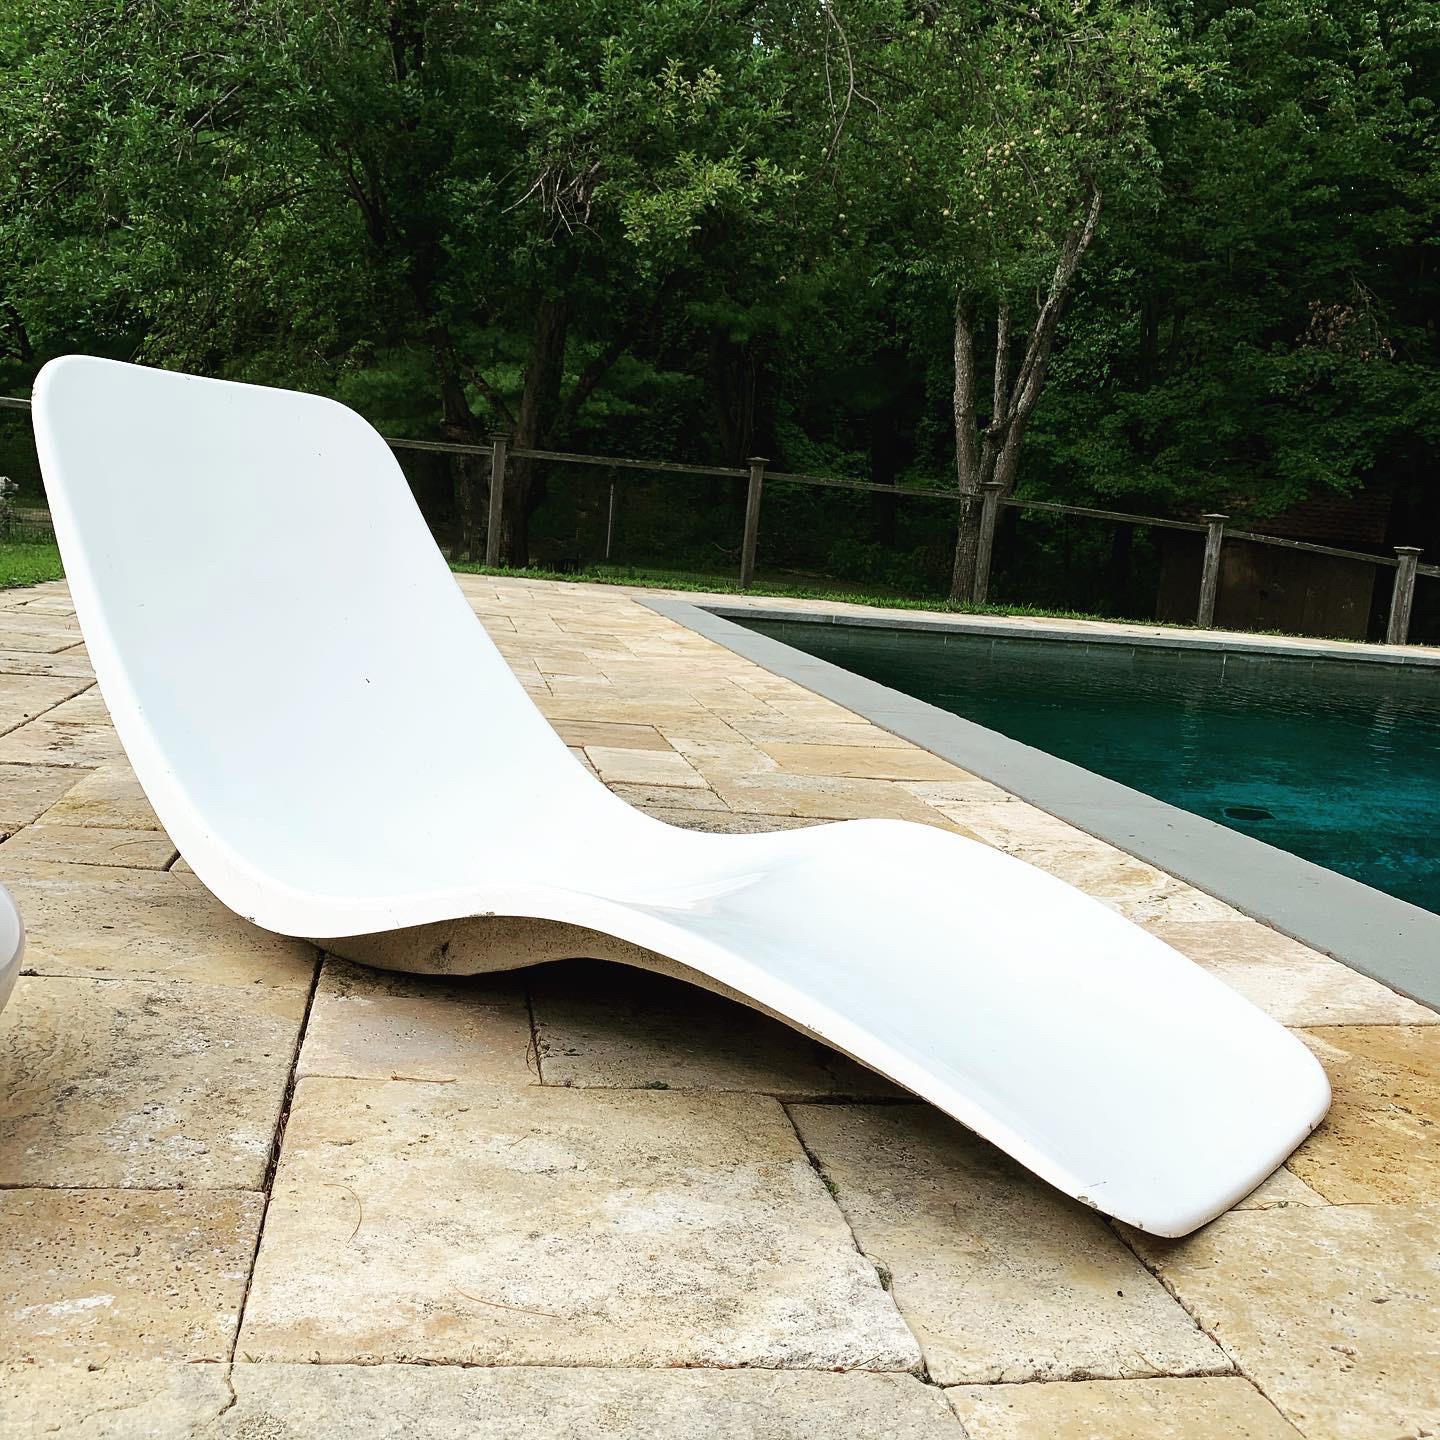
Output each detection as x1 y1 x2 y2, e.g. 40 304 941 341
1 0 806 563
826 0 1178 598
1028 0 1440 530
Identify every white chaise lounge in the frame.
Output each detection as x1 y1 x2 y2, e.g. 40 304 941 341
32 355 1329 1236
0 884 21 1013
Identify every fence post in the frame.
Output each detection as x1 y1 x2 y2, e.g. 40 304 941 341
1196 512 1228 628
484 433 509 568
1385 546 1423 645
740 456 767 589
972 480 1005 606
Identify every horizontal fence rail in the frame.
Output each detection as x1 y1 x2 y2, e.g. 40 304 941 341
2 393 1435 642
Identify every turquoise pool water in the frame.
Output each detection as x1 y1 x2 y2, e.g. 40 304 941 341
743 620 1440 915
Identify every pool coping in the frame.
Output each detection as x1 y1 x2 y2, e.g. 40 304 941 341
643 596 1440 1014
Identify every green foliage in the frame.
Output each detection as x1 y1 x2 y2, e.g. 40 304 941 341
1030 0 1440 518
0 0 1435 593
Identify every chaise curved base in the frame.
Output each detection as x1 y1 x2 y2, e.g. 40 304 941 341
32 354 1331 1238
318 814 1330 1239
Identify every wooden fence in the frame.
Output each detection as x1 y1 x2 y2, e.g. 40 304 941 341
5 395 1435 644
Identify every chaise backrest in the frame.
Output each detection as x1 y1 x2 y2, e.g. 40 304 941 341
32 357 599 900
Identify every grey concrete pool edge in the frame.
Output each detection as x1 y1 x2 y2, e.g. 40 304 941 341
643 595 1440 1014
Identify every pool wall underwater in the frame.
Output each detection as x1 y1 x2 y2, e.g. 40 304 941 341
645 598 1440 1014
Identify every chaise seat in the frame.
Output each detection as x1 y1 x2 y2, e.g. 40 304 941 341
31 355 1330 1236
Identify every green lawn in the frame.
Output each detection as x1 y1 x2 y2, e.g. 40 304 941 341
0 544 1130 624
0 545 1390 641
448 560 1110 621
0 541 63 589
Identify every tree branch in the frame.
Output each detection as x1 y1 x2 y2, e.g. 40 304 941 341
1008 186 1103 421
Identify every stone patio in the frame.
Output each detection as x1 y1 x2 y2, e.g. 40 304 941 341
0 574 1436 1439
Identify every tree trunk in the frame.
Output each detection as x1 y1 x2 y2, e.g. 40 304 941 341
948 189 1103 604
430 337 485 560
949 298 982 601
501 297 570 567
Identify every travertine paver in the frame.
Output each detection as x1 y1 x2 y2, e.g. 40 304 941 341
0 674 88 734
0 1365 233 1440
552 719 673 751
0 761 75 831
207 1366 964 1439
0 712 123 767
531 959 899 1097
0 975 305 1188
0 650 93 681
38 761 164 829
946 1377 1302 1438
787 1104 1225 1386
1233 1166 1326 1210
641 806 819 833
758 742 968 782
1146 920 1437 1026
0 821 176 869
238 1078 921 1369
297 957 536 1084
0 620 84 655
2 860 317 988
707 770 952 823
1125 1205 1440 1440
0 1188 262 1361
2 574 1437 1439
1288 1026 1440 1203
583 745 707 787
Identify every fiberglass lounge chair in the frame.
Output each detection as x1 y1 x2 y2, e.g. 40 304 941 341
32 355 1329 1236
0 884 21 1014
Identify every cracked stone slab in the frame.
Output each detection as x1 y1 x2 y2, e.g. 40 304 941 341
0 974 306 1188
204 1364 963 1438
1 860 316 988
297 957 536 1085
531 959 901 1098
945 1377 1301 1438
0 822 177 869
0 1364 234 1439
787 1104 1225 1386
1124 1204 1440 1440
1233 1167 1326 1211
1145 921 1436 1026
238 1079 920 1370
0 1189 262 1363
1287 1025 1440 1204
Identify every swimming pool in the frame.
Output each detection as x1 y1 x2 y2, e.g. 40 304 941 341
741 619 1440 916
